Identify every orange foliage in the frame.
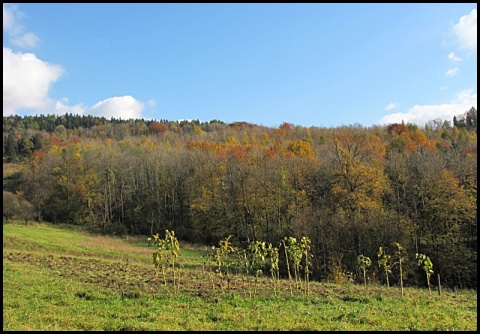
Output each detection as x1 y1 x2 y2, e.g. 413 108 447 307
149 121 169 134
387 125 436 154
274 122 293 136
226 144 250 163
263 148 276 160
47 135 67 149
404 128 436 153
229 121 255 130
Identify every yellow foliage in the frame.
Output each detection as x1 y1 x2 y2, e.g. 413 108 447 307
226 136 236 145
287 140 314 158
193 125 203 135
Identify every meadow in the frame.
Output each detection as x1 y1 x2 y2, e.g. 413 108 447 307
3 221 477 331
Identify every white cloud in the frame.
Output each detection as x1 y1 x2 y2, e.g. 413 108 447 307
384 102 399 111
90 96 145 120
3 45 146 119
3 4 39 49
379 89 477 126
53 98 87 116
3 4 149 121
3 47 64 116
447 52 461 62
445 67 459 77
453 8 477 54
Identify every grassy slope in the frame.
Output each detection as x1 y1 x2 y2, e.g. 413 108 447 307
3 222 477 331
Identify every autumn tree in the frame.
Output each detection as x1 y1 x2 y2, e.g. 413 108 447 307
328 126 390 270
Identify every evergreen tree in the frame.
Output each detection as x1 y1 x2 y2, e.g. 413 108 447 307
5 131 18 163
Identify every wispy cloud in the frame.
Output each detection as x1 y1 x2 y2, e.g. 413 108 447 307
3 4 39 48
447 52 462 62
445 67 459 77
379 89 477 126
384 102 399 111
453 8 477 54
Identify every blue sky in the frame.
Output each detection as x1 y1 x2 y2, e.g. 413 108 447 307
3 3 477 128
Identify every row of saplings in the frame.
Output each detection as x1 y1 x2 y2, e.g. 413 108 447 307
148 231 434 297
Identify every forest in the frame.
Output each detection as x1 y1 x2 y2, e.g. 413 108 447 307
3 107 477 290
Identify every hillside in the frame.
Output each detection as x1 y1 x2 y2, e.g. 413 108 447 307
3 222 477 331
2 110 478 290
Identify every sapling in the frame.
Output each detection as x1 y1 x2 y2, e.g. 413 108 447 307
289 238 303 292
416 253 434 295
149 233 168 286
283 237 303 292
266 242 280 296
215 235 236 291
215 235 235 275
357 254 371 290
393 242 407 296
377 246 392 288
282 237 294 296
148 230 181 294
165 230 181 294
238 248 250 297
300 236 312 296
247 240 267 296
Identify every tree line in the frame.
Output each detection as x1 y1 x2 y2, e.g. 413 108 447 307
3 107 477 290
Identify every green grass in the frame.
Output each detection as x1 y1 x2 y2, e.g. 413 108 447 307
3 221 477 330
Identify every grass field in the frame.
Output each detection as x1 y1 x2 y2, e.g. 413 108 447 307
3 221 477 330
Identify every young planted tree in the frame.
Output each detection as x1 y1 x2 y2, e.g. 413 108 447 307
300 236 312 296
416 253 434 295
284 237 304 293
149 233 168 286
393 242 407 296
378 246 392 288
148 229 181 294
237 247 251 297
266 242 280 295
165 230 181 294
282 237 294 296
247 240 268 296
214 235 234 274
214 235 236 291
357 254 371 290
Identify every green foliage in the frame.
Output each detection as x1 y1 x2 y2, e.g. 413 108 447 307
377 246 392 288
357 254 371 290
300 236 312 296
283 237 303 291
416 253 434 294
246 240 268 296
393 242 407 296
148 230 181 294
266 242 280 295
